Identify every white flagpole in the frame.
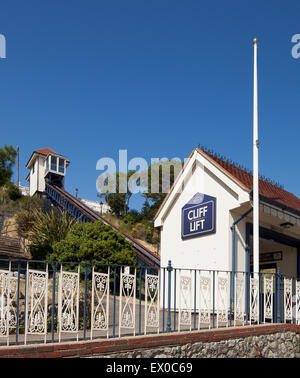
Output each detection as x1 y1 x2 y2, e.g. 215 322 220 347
253 38 259 278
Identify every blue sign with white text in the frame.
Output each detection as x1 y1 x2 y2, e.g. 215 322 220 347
181 193 216 239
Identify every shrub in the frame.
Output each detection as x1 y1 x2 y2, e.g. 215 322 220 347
5 181 22 201
17 208 76 260
51 220 136 267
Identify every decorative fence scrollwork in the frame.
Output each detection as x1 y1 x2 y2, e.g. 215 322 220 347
144 271 159 334
119 268 136 336
250 277 259 325
216 273 229 328
284 278 293 323
263 276 273 323
198 273 211 329
234 273 246 326
178 272 192 331
0 270 12 342
91 268 110 339
296 281 300 325
0 258 298 347
24 266 48 344
58 266 80 342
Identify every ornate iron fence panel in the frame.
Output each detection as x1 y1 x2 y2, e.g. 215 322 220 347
0 268 18 343
178 272 192 331
216 273 229 328
24 267 48 343
234 273 246 326
296 281 300 325
7 274 18 331
0 270 11 342
58 266 80 342
119 268 136 336
91 268 110 339
250 277 259 324
263 276 273 322
0 258 298 347
198 273 211 329
144 271 159 334
284 278 293 323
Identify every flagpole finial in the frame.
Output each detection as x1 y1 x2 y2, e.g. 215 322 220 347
253 38 258 45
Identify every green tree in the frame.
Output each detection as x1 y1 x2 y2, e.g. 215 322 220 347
0 145 17 187
0 182 22 208
97 170 136 217
141 159 183 220
5 181 22 201
51 221 136 266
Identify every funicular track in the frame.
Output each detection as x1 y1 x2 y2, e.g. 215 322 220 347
45 183 160 269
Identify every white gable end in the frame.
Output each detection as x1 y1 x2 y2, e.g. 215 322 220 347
155 149 251 271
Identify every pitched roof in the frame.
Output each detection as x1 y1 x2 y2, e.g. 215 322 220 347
197 148 300 214
154 148 300 221
26 148 70 168
34 148 57 156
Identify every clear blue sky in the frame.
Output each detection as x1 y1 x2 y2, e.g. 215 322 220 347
1 0 300 210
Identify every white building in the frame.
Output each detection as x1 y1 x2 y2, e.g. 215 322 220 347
80 198 111 215
154 148 300 279
25 147 110 214
19 185 30 196
25 148 69 196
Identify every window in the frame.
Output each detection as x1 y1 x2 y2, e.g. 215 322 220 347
51 155 57 171
45 156 49 172
59 158 65 174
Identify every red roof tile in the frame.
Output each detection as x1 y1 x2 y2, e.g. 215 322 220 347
26 148 70 168
200 149 300 213
34 148 57 156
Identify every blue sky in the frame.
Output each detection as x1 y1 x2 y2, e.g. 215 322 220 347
1 0 300 210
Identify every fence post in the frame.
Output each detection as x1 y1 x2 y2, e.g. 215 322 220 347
194 270 197 330
276 268 280 323
24 262 28 345
212 270 215 328
83 263 88 340
51 261 56 343
166 260 173 333
113 267 117 338
138 267 142 335
245 270 249 325
230 271 233 327
276 267 281 323
292 277 296 324
259 273 263 324
15 262 21 345
173 268 176 331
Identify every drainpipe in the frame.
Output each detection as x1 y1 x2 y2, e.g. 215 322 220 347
230 207 253 325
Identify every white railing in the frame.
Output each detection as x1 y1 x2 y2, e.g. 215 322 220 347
0 259 299 346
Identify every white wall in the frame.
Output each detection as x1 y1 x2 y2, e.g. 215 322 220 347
29 159 37 196
160 159 244 272
29 156 46 196
233 216 247 273
156 150 300 316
